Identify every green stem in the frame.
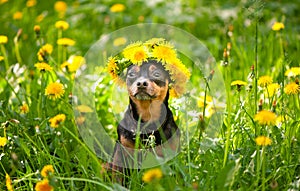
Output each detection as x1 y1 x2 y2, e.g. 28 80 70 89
57 29 62 65
261 147 266 191
14 33 22 65
38 73 45 118
3 77 22 104
185 100 191 176
223 66 232 167
256 146 261 189
1 44 9 71
254 25 259 136
61 124 101 171
199 79 209 141
12 172 39 184
134 116 142 169
55 177 113 191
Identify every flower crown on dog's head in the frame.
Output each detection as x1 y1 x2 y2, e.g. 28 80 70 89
107 38 191 97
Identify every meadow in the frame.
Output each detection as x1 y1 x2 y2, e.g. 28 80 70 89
0 0 300 190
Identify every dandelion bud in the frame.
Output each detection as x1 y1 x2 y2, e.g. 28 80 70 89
227 25 234 37
207 70 215 81
258 99 263 111
11 152 18 161
272 100 277 112
246 84 252 92
270 180 278 189
34 25 41 38
14 29 22 43
223 48 228 59
10 119 20 124
227 42 231 51
221 48 229 66
29 69 35 79
247 65 255 81
198 114 206 131
34 25 40 32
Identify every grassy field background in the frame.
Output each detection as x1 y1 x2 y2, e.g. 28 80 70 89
0 0 300 190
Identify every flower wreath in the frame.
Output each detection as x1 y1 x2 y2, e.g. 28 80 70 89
107 38 191 97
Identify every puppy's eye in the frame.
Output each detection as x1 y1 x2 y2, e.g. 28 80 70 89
127 72 137 78
153 72 161 78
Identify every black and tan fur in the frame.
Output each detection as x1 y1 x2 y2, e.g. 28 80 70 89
106 60 180 183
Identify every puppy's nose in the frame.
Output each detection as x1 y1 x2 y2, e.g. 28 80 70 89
137 80 148 88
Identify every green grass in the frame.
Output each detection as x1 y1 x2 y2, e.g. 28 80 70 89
1 0 300 190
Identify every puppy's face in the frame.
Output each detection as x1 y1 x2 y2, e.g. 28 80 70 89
126 61 169 102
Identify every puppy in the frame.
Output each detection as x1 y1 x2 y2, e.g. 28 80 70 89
111 60 180 182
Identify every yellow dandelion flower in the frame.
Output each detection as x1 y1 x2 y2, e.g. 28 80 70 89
35 179 54 191
107 56 120 80
258 75 273 87
255 136 272 146
41 165 54 178
55 20 69 30
76 116 85 125
37 44 53 61
169 88 178 98
170 84 186 98
45 82 65 100
40 44 53 54
197 95 215 118
197 95 213 108
107 38 190 97
276 115 288 127
231 80 247 91
144 38 165 47
60 61 70 69
164 58 190 81
272 22 284 31
49 114 66 128
57 38 75 46
66 55 85 72
142 168 163 183
35 62 53 72
54 1 67 12
152 42 177 64
13 11 23 20
123 44 148 64
113 37 127 47
20 103 29 114
123 41 142 51
36 13 45 23
284 82 300 95
254 110 277 126
285 67 300 77
0 0 8 4
76 105 93 113
265 83 280 97
34 25 41 33
0 136 7 147
0 56 4 61
231 80 247 86
6 174 13 191
110 3 126 13
0 35 8 44
26 0 36 7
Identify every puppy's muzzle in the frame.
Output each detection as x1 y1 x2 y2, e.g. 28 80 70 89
134 79 155 100
136 79 149 88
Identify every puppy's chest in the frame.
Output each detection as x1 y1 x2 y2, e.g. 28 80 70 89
121 124 168 148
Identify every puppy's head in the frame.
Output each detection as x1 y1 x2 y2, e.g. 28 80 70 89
126 60 169 103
